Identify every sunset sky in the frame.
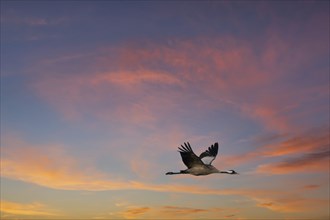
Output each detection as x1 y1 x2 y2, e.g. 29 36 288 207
1 1 329 219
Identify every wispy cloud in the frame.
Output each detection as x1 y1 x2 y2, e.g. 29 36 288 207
303 184 321 190
119 206 150 219
1 8 69 27
114 197 329 219
0 200 59 217
254 196 329 213
117 205 234 219
1 14 48 26
261 127 329 157
29 29 328 135
256 151 329 174
32 69 184 124
218 126 329 174
1 136 114 191
161 205 209 215
92 70 183 87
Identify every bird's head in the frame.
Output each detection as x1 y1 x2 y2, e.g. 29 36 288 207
219 169 239 174
228 170 238 175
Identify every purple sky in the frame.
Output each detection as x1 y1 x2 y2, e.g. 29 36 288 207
1 1 329 219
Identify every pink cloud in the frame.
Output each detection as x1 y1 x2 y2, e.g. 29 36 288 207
32 68 185 125
31 31 327 135
91 70 183 87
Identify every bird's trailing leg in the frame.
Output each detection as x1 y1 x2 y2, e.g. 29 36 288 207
166 171 180 175
165 170 188 175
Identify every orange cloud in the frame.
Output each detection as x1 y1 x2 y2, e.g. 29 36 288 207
0 136 214 192
114 196 328 220
116 205 234 219
1 136 124 191
254 197 329 213
0 200 59 217
3 152 328 215
161 206 208 214
85 180 330 216
303 184 321 190
156 206 222 219
0 137 278 194
119 206 150 219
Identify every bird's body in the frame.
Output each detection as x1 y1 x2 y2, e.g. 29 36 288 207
187 164 218 176
166 142 238 176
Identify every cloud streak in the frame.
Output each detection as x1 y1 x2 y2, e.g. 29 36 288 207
119 206 150 219
261 127 329 157
0 200 59 217
118 205 227 219
217 126 329 174
256 151 329 174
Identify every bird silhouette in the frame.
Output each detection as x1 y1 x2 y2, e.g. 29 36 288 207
166 142 238 176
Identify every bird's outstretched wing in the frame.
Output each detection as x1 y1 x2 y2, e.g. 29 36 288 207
178 142 204 168
199 142 219 165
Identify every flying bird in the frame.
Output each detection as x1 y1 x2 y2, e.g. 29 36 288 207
166 142 238 176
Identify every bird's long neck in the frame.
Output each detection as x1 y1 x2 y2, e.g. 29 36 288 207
219 171 230 174
218 170 234 174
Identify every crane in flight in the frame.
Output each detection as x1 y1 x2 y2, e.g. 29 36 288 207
166 142 238 176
